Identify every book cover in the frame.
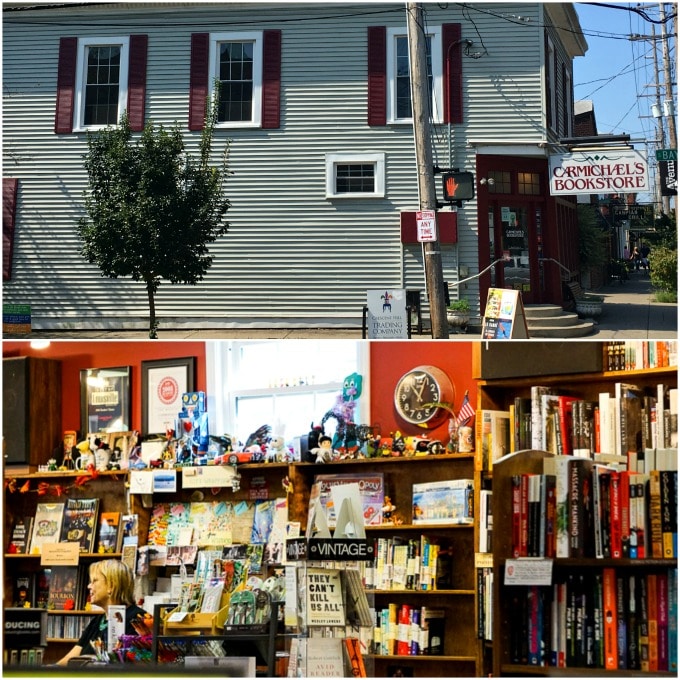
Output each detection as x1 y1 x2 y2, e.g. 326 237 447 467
47 565 80 611
568 457 594 558
29 503 65 555
121 513 140 545
476 409 511 470
96 511 122 553
35 568 52 609
313 472 384 527
305 637 345 677
412 478 473 525
7 516 33 554
59 498 100 553
602 567 618 670
12 574 34 607
305 567 344 626
660 470 677 559
530 386 552 451
616 382 644 457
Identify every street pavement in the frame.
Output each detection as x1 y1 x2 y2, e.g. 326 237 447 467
3 272 677 340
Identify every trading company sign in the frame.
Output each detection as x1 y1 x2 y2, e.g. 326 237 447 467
549 150 649 195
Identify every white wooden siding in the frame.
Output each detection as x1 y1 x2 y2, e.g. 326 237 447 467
3 2 565 329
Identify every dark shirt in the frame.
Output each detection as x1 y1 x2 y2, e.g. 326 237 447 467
77 604 148 656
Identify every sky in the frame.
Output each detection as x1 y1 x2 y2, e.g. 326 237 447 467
571 2 675 143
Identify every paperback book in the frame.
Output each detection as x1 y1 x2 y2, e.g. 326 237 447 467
59 498 100 553
30 503 65 555
47 565 80 611
7 516 34 554
96 511 122 553
412 479 474 525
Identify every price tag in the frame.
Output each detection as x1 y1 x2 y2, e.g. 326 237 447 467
504 558 553 586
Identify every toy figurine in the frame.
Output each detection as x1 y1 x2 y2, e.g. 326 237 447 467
313 435 335 463
382 496 396 524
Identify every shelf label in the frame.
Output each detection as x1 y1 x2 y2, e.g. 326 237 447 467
504 558 553 586
40 541 80 566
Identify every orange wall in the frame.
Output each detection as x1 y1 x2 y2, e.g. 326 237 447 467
369 341 476 444
3 340 477 445
3 341 207 434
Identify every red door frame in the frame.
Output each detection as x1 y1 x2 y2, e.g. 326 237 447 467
476 154 563 307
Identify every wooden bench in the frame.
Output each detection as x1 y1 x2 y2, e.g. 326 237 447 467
566 281 603 317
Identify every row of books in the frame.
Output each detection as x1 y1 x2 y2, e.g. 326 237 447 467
511 457 678 560
372 604 445 656
477 381 677 469
361 535 453 592
13 565 88 611
507 568 678 672
7 501 139 556
603 340 677 372
4 648 45 667
476 561 493 641
45 613 96 640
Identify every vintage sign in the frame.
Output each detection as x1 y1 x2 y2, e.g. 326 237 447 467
549 150 649 195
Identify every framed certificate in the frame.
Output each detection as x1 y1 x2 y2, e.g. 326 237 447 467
80 366 131 434
141 357 196 435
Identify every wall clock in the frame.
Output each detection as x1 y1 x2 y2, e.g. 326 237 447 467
393 365 454 427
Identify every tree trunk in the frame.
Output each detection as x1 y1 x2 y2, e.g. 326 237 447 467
146 280 158 339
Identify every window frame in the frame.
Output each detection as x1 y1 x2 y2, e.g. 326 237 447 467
73 36 130 132
208 31 264 129
325 152 386 199
545 35 556 132
386 26 443 125
206 340 371 442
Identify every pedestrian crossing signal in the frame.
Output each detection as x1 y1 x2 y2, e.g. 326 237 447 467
442 172 475 202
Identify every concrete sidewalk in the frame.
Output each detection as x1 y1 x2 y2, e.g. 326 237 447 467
4 273 676 340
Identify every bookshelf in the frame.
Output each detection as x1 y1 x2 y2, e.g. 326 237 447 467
3 469 133 664
477 342 677 677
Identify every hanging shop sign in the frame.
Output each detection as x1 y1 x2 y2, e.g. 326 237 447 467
549 150 649 195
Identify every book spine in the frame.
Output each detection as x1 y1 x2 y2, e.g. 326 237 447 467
396 604 411 655
619 471 631 558
660 470 677 559
554 457 570 558
593 572 603 669
616 576 627 669
544 475 556 559
647 573 658 672
602 568 618 670
592 467 604 559
638 573 650 671
609 471 622 559
512 475 522 558
668 568 677 673
626 574 639 670
657 572 668 672
649 470 663 558
520 474 529 558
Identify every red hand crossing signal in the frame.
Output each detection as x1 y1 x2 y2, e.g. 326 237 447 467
442 171 475 202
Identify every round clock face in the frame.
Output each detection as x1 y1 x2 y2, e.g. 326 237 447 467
394 365 453 427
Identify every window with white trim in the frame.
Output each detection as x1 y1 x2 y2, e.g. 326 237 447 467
387 26 443 124
209 31 263 128
325 153 386 198
74 37 129 131
206 340 369 446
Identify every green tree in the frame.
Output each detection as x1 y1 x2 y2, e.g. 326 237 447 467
649 246 678 301
577 204 609 270
77 102 230 338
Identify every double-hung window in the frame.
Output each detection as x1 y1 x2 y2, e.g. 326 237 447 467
209 32 263 128
74 37 130 131
386 26 443 124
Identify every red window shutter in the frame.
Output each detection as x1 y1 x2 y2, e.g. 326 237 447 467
3 178 18 281
262 30 281 129
189 33 210 131
443 23 463 124
128 34 148 132
367 26 387 126
54 37 78 134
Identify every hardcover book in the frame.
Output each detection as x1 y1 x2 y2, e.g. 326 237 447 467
7 516 33 554
412 479 474 525
29 503 65 555
47 565 80 611
96 511 122 553
59 498 100 553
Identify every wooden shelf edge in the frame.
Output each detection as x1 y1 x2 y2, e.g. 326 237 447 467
500 663 677 677
367 522 474 531
370 588 475 596
370 654 477 662
5 552 122 559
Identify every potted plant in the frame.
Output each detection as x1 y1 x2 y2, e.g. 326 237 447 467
446 298 471 333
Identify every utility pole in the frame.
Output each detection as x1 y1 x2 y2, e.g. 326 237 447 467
659 2 677 149
406 2 449 339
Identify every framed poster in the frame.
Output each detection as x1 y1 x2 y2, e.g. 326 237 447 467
141 357 195 436
80 366 131 434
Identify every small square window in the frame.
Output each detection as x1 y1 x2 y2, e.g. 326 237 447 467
326 153 385 198
488 170 511 194
518 172 541 195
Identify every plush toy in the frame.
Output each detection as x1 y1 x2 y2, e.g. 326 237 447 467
267 435 288 462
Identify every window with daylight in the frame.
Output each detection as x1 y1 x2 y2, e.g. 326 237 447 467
209 32 263 127
387 27 443 123
518 172 541 195
325 153 385 198
206 341 369 446
74 37 129 130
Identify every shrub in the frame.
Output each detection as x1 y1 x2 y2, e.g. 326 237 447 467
649 246 677 296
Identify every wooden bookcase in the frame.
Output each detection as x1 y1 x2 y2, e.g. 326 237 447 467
476 346 677 677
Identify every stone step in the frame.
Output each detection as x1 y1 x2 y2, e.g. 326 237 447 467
523 304 566 319
526 311 581 327
528 320 595 338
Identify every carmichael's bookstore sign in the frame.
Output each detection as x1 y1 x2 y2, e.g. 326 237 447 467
549 150 649 195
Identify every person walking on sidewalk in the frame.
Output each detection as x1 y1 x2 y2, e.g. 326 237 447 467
630 246 642 271
640 243 651 271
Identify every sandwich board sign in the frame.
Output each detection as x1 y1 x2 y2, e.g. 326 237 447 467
481 288 529 339
366 289 408 338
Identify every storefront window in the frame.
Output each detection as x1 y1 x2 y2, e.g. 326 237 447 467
488 170 511 194
518 172 540 195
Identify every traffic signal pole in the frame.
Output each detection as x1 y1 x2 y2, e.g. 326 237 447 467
407 2 450 339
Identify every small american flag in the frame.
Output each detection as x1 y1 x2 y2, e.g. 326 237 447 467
455 391 475 427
